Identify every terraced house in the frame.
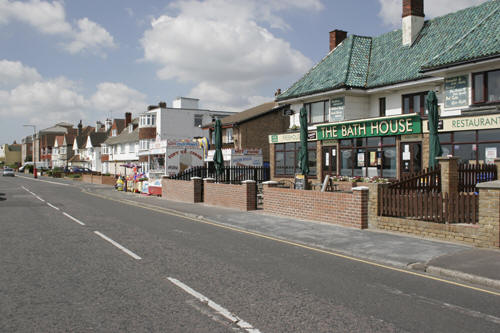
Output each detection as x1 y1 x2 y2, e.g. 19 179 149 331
271 0 500 183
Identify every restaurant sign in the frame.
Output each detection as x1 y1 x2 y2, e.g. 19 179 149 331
423 114 500 133
269 130 317 143
317 114 422 140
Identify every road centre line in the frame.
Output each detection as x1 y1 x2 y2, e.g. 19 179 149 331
17 175 70 186
61 212 86 226
167 277 261 333
46 202 60 211
83 189 500 297
93 231 142 260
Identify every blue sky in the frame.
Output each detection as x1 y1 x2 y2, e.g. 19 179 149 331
0 0 488 143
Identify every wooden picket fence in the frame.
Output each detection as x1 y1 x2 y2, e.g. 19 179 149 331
389 165 441 192
458 163 497 193
379 187 478 224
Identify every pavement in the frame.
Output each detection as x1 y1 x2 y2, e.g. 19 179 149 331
19 174 500 291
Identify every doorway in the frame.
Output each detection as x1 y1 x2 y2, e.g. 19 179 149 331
400 142 422 177
322 146 337 176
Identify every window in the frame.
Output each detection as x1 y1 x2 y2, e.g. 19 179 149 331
339 137 397 178
112 129 117 137
379 97 386 117
402 92 428 116
194 114 203 127
473 69 500 104
140 114 157 127
439 129 500 164
305 101 328 124
274 142 317 177
140 140 150 150
128 124 134 133
225 128 234 143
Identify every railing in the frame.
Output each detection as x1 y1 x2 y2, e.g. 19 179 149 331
389 165 441 192
379 188 478 224
169 166 270 184
458 163 497 193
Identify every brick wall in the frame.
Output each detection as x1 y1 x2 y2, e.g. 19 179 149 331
81 174 116 185
162 178 203 203
203 180 257 211
263 185 368 229
368 182 500 248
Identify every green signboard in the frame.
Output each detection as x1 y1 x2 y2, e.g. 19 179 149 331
317 114 422 140
445 75 468 108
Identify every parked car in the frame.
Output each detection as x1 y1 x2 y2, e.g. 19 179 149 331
70 167 92 173
3 167 15 177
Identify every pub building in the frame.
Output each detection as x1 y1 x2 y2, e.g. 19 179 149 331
269 0 500 184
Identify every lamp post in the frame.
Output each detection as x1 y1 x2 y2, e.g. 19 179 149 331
23 125 37 179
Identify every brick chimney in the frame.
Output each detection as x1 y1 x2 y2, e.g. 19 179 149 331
402 0 425 46
77 120 82 136
125 112 132 127
329 30 347 51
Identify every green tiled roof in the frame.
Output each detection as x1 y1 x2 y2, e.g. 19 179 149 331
422 3 500 71
277 0 500 101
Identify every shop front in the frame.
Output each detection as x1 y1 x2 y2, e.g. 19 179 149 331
423 113 500 165
315 114 422 180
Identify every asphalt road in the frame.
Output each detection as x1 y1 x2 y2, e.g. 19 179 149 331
1 175 499 332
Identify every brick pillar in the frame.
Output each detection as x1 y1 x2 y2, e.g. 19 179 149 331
191 177 203 203
352 186 369 229
366 183 389 228
203 178 215 202
242 180 257 210
437 156 459 194
494 158 500 176
476 181 500 248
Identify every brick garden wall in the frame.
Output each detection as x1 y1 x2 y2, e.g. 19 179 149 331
81 174 116 185
162 178 202 203
367 182 500 248
203 181 257 211
263 186 368 229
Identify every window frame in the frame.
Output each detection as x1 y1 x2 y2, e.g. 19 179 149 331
305 100 329 124
402 91 428 117
274 142 317 178
379 97 386 117
472 69 500 104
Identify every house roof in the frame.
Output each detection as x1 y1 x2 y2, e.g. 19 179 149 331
104 119 139 145
54 135 64 146
74 126 95 149
39 125 70 134
88 131 108 147
202 102 280 128
277 0 500 101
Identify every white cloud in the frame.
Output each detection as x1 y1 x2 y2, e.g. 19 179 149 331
64 18 116 56
0 60 146 131
141 0 315 110
91 82 147 114
0 60 42 89
378 0 490 27
0 0 115 56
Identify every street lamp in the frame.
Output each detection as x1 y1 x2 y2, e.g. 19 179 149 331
23 124 37 179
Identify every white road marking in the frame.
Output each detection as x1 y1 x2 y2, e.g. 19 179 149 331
93 231 142 260
17 175 70 186
46 202 60 211
167 277 261 333
62 212 86 226
35 195 45 202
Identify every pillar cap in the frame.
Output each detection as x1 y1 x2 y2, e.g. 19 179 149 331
352 186 369 191
436 156 460 161
203 177 215 181
191 177 202 180
242 180 256 184
476 180 500 189
262 181 279 185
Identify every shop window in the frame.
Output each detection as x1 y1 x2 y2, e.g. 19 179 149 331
379 97 386 117
339 137 396 178
402 92 428 116
473 69 500 104
225 128 234 143
439 130 500 164
274 142 317 177
305 100 328 124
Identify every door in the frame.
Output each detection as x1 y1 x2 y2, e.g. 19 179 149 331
400 142 422 177
322 146 337 176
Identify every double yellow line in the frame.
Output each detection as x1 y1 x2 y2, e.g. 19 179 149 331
83 189 500 297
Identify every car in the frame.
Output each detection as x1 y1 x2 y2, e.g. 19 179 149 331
3 167 15 177
70 167 92 173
